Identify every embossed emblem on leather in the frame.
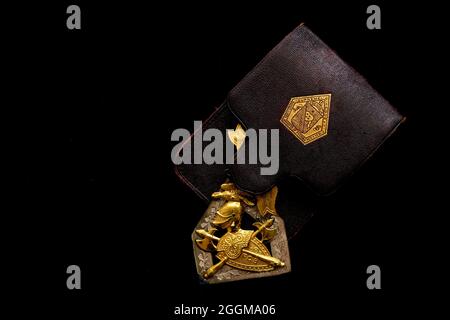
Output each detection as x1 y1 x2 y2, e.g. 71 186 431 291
280 94 331 145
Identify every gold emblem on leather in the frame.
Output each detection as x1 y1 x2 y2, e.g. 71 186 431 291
192 183 290 283
280 94 331 145
227 123 246 150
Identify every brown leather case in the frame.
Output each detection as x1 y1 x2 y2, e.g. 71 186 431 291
175 24 404 238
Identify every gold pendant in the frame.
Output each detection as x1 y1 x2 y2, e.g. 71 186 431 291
192 182 291 283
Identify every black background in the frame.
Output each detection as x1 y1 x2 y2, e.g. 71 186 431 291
6 0 445 317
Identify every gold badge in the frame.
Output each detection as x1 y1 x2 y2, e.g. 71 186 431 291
192 183 291 283
280 94 331 145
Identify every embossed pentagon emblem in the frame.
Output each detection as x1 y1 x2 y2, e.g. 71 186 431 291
280 94 331 145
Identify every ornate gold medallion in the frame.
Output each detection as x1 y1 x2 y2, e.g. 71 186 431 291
192 183 291 283
280 94 331 145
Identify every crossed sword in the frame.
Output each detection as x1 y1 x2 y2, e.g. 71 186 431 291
196 218 285 278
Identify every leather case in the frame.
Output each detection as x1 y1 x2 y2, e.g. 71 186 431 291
175 24 404 238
